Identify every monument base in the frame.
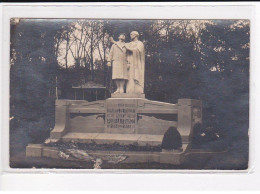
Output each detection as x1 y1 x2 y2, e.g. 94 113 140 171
26 143 186 165
26 143 227 166
26 98 203 166
61 132 164 146
111 93 145 98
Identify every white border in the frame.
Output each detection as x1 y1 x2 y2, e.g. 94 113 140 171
1 2 259 190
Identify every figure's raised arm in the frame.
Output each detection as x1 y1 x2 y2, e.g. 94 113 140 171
110 37 116 44
125 43 133 52
125 42 144 53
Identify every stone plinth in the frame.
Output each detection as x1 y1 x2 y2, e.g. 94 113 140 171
46 98 202 150
111 93 145 98
177 99 202 145
27 97 203 164
106 98 138 134
61 132 164 146
26 143 186 165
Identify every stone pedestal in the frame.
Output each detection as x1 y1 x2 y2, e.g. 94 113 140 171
111 93 145 98
177 99 202 146
27 97 202 165
50 100 69 139
46 98 202 149
106 98 138 134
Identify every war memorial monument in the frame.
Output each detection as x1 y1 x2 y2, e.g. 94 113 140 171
26 31 202 165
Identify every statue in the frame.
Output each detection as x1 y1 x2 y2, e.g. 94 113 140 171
109 31 145 95
107 33 128 94
125 31 145 94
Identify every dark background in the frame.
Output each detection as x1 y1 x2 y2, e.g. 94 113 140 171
9 19 249 169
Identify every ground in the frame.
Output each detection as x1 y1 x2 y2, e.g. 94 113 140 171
9 143 248 170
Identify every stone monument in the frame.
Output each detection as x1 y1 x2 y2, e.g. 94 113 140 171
26 31 203 165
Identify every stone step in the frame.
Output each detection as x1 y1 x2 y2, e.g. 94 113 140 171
61 132 164 146
26 144 186 165
111 93 145 98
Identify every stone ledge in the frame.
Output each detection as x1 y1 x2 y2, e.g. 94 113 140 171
111 93 145 98
61 132 164 146
26 144 43 157
25 144 185 165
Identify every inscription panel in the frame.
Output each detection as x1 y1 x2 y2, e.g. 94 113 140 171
105 99 137 134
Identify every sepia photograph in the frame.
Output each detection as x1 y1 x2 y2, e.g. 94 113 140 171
9 18 249 170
